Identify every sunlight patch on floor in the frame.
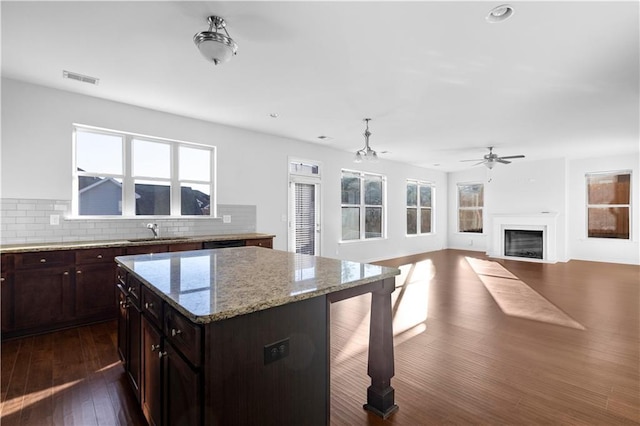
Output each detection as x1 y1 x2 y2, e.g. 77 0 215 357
332 260 433 364
465 257 585 330
1 379 82 417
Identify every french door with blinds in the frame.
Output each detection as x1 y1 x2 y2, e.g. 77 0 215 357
290 181 320 255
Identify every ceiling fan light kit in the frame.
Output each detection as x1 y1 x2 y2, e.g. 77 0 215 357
193 15 238 65
461 146 525 169
354 118 379 163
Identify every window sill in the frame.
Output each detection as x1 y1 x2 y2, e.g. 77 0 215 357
65 215 221 221
339 237 387 244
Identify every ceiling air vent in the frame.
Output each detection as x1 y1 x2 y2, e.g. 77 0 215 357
62 70 99 85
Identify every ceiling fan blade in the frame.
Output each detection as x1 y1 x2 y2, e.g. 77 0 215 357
473 161 486 167
460 158 484 162
498 155 525 160
497 159 511 164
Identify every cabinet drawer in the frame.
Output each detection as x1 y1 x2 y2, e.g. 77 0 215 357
76 247 123 265
245 238 273 249
116 265 127 285
15 251 74 269
126 244 169 255
169 242 202 252
141 286 163 330
165 308 202 367
127 276 141 308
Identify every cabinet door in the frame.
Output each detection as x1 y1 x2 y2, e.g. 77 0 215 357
1 272 14 333
13 266 72 330
127 304 142 402
75 262 117 320
141 317 162 426
164 342 201 426
116 285 128 363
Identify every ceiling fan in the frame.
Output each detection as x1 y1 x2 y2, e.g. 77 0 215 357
461 147 525 169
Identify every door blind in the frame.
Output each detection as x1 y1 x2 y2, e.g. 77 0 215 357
295 183 316 255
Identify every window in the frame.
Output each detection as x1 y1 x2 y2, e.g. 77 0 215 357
73 125 215 217
341 170 385 241
458 183 483 233
407 180 434 235
586 171 631 239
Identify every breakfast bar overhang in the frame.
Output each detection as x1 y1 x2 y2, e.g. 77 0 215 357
115 246 400 425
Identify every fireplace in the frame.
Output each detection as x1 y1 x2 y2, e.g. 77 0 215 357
504 229 543 259
490 213 559 263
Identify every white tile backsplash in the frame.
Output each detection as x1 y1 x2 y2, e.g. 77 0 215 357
0 198 256 245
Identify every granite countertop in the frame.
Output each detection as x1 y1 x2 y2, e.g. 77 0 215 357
0 233 275 254
115 247 400 324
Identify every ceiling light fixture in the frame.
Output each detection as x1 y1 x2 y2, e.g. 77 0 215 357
193 15 238 65
354 118 378 163
486 4 514 23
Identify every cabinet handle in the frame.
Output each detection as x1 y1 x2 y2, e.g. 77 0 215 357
63 271 69 275
76 270 82 274
145 302 154 310
151 344 160 352
0 277 4 282
40 259 46 263
158 351 167 359
119 300 129 308
97 254 103 259
171 328 182 337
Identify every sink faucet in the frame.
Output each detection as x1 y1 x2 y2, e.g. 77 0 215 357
147 223 159 239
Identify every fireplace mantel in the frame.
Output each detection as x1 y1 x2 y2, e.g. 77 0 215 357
489 213 559 263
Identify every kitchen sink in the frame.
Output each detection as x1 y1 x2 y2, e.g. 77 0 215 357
126 237 185 242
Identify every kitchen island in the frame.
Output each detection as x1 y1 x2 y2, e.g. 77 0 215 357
115 246 400 425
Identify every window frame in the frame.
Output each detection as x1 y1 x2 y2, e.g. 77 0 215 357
585 170 631 240
406 179 435 236
340 169 386 242
457 182 484 234
72 124 217 218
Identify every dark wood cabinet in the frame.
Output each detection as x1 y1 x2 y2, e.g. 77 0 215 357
245 238 273 248
14 266 72 329
142 316 163 426
141 308 202 426
1 235 273 339
75 262 118 320
11 250 74 335
164 341 201 426
169 242 202 252
118 273 143 402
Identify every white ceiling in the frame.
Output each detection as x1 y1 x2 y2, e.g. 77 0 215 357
2 1 639 171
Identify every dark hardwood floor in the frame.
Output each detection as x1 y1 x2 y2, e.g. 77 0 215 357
2 249 638 425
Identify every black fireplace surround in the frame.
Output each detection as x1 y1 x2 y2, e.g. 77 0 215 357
504 229 543 259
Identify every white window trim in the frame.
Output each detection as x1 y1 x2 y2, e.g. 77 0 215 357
406 179 435 236
457 182 484 234
585 170 631 240
340 169 387 242
72 124 217 218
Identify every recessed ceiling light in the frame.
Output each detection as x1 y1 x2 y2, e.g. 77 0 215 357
269 113 279 118
63 70 99 85
486 4 514 23
317 135 331 140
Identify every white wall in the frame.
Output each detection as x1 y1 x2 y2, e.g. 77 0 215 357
485 158 569 261
568 154 640 264
448 155 639 265
1 78 448 262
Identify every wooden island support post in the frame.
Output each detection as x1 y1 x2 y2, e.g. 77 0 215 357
115 247 400 425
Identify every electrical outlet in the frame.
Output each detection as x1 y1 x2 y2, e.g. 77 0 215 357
264 338 290 365
49 214 60 226
223 215 231 223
